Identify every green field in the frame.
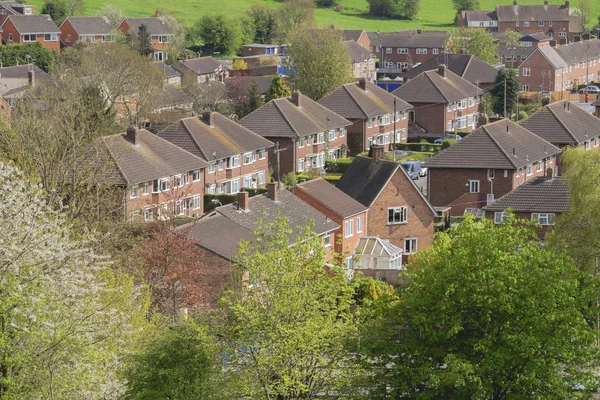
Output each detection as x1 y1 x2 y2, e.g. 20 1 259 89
28 0 599 31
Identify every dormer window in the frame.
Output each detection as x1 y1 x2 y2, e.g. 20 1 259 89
24 7 32 15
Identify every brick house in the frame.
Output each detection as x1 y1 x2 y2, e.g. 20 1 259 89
59 16 114 47
344 40 376 82
400 53 498 90
1 15 60 51
152 61 183 85
172 57 227 86
293 178 369 257
392 65 483 135
484 174 569 238
518 39 600 93
239 92 351 179
519 33 552 47
426 119 561 216
498 45 535 69
0 64 47 96
91 126 210 222
318 79 413 155
340 29 371 51
0 2 34 26
337 145 437 256
158 112 273 194
180 182 339 306
118 17 174 62
461 1 582 42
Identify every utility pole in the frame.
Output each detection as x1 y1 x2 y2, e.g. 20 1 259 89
273 141 288 184
392 97 397 152
504 79 507 119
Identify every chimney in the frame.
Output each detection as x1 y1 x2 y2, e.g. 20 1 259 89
358 78 367 91
126 125 139 145
28 70 34 87
202 111 215 127
550 40 557 47
237 189 249 211
564 0 569 8
544 0 548 4
267 182 279 202
546 167 553 179
513 0 517 5
416 29 422 34
371 144 385 164
292 91 302 108
437 64 446 78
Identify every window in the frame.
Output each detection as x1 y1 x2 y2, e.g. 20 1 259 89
258 170 265 184
402 111 406 119
227 155 240 169
8 33 12 42
367 118 372 128
357 216 363 233
559 31 566 38
345 220 354 238
102 35 115 42
345 256 353 269
494 212 508 224
130 185 138 199
299 137 305 147
328 129 335 141
192 195 201 210
538 21 544 26
207 184 216 194
208 163 215 173
152 179 159 193
193 170 201 181
524 21 529 27
130 210 139 222
0 9 5 14
298 158 305 172
397 48 408 54
243 175 252 188
549 21 552 26
243 152 254 165
488 169 494 179
404 238 418 254
487 194 494 205
595 137 599 147
526 164 533 176
67 34 72 43
531 213 556 225
367 137 372 149
173 174 183 188
259 149 266 159
143 207 153 222
323 233 331 247
397 62 408 69
388 206 408 224
157 35 170 43
468 97 474 107
504 170 508 178
159 177 170 192
469 180 480 193
447 102 453 112
522 68 531 76
522 85 529 91
24 7 32 15
386 48 392 54
416 48 427 54
44 33 58 42
142 182 149 195
516 21 520 27
23 34 35 42
339 128 345 137
433 48 439 55
537 161 543 172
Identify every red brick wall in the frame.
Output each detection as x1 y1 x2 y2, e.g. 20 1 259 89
204 149 269 191
519 50 557 92
356 31 371 51
376 47 442 68
412 103 446 134
2 20 60 51
484 210 556 238
60 19 78 46
498 20 573 41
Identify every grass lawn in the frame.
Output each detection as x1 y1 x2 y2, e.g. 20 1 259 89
28 0 599 31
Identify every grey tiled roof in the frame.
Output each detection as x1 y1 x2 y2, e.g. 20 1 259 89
158 113 273 161
519 100 600 145
535 45 568 69
462 10 496 22
495 4 570 22
62 16 112 35
519 34 551 42
182 214 254 260
425 119 561 169
158 84 189 108
0 64 47 79
319 80 412 120
179 57 221 75
344 40 374 63
392 68 483 104
498 45 536 59
554 39 600 66
340 29 366 42
122 17 173 36
240 93 351 138
0 2 32 15
484 176 569 213
5 15 59 34
99 129 209 185
152 61 182 79
400 53 497 85
295 178 368 218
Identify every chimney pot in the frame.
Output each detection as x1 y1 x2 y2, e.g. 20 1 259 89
565 0 569 8
126 125 139 145
202 111 215 127
544 0 548 5
370 144 385 164
437 64 446 78
291 91 302 108
513 0 517 5
358 78 367 91
237 189 250 211
267 182 279 202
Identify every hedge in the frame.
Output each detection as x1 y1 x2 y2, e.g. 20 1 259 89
324 158 353 173
324 174 342 184
204 188 268 212
395 142 442 152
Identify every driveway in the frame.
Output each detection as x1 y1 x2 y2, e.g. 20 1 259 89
414 174 427 196
572 100 595 114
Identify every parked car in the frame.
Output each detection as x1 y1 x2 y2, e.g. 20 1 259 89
434 134 463 143
419 166 428 177
579 85 600 94
401 160 421 180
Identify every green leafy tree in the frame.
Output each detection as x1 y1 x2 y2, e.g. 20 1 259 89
42 0 68 25
445 27 498 65
275 0 316 41
246 81 263 114
287 28 353 100
315 0 340 8
497 30 522 47
247 4 278 44
366 0 420 19
576 0 593 30
194 14 242 55
66 0 83 15
219 217 360 398
0 42 55 72
452 0 479 24
137 23 154 56
489 68 520 117
265 75 291 102
362 216 598 398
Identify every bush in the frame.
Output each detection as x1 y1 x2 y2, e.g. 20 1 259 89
518 111 528 121
441 139 457 149
324 174 342 184
325 158 353 173
395 143 442 152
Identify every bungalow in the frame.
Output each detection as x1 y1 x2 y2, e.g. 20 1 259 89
152 61 182 85
118 17 174 62
59 16 114 47
1 15 60 51
172 57 227 86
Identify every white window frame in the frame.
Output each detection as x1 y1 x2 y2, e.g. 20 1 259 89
357 216 363 233
159 177 170 192
494 212 508 224
243 152 254 165
404 238 418 254
44 33 58 42
192 195 201 210
416 48 427 55
526 164 533 176
386 48 392 54
323 233 331 247
388 206 408 225
433 48 439 55
397 47 408 54
22 34 36 42
130 185 138 199
522 68 531 77
531 213 556 225
345 219 354 238
258 170 265 185
298 158 305 172
259 149 266 159
469 180 480 193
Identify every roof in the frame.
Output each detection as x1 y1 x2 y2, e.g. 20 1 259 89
495 4 570 22
591 99 600 107
158 113 273 161
0 64 47 79
152 61 182 79
425 119 561 169
462 10 496 22
224 75 276 95
519 33 551 42
295 178 368 218
535 45 568 69
497 45 536 59
0 2 33 15
122 17 173 36
354 237 403 257
400 53 497 85
178 57 221 76
319 80 412 120
61 16 112 35
483 176 569 213
553 39 600 66
158 84 189 108
344 40 374 63
4 15 59 34
339 29 366 42
98 128 209 185
240 93 351 139
373 30 449 48
183 214 254 260
519 100 600 145
392 68 483 103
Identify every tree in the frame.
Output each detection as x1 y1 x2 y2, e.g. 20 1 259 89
161 14 187 61
137 23 154 56
445 27 498 65
232 58 248 70
219 217 359 399
576 0 593 30
66 0 83 15
42 0 68 25
186 81 228 113
246 81 263 115
497 30 521 47
366 0 420 19
194 14 242 55
225 75 254 116
452 0 479 24
275 0 316 41
0 162 151 398
247 4 278 44
265 75 291 102
97 3 125 29
0 42 55 72
363 216 598 398
287 28 353 100
314 0 340 8
489 68 519 117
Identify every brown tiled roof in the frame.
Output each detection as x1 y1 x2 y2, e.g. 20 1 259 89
343 40 373 63
392 68 483 104
319 81 412 120
178 57 221 75
0 64 47 79
400 53 497 85
158 113 274 161
152 61 182 79
0 2 32 15
425 119 561 169
5 15 59 34
498 45 536 59
339 29 366 42
296 178 368 218
484 176 569 213
158 84 189 108
520 100 600 146
182 214 254 260
62 16 112 35
495 4 570 22
553 39 600 66
99 128 209 185
239 93 351 138
122 17 173 36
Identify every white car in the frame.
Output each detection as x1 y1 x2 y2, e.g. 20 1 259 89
419 167 428 177
580 86 600 94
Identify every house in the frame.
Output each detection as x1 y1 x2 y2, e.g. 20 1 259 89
337 145 437 257
172 57 227 86
519 100 600 157
340 29 371 51
293 178 369 257
0 2 34 26
153 84 192 114
118 17 174 61
518 39 600 93
239 43 285 57
158 112 273 194
425 119 561 216
152 61 182 85
461 1 583 42
392 65 483 135
0 64 47 96
400 53 498 90
484 174 569 238
90 126 210 222
1 15 60 51
239 91 351 179
318 79 413 154
344 40 376 82
519 33 552 47
224 75 277 98
180 182 340 305
497 45 536 69
59 16 114 47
